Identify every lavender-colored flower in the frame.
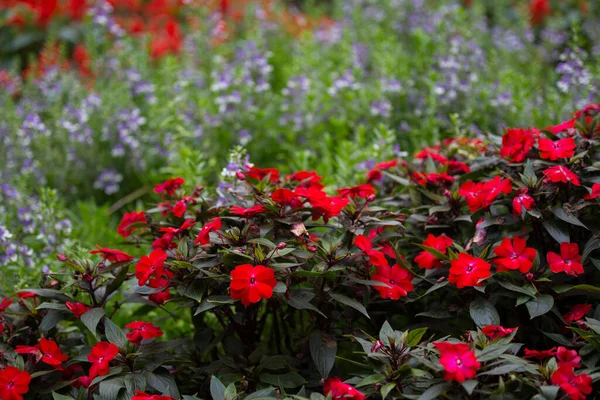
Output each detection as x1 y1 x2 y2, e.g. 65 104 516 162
89 0 125 37
328 70 361 96
94 168 123 195
370 99 392 118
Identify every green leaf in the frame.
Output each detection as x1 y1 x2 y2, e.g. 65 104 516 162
330 293 369 319
552 208 587 229
470 298 500 327
144 369 180 399
416 310 452 319
81 308 106 336
381 382 396 399
477 344 512 362
24 289 73 302
104 317 128 349
582 236 600 263
480 364 521 375
309 331 337 379
538 385 560 400
225 383 236 400
37 302 69 311
406 328 428 347
542 221 570 244
494 280 536 297
210 376 226 400
99 377 125 400
53 392 75 400
526 295 554 319
461 380 478 395
259 372 307 388
417 383 451 400
287 290 326 318
179 281 205 302
357 374 385 387
41 310 67 333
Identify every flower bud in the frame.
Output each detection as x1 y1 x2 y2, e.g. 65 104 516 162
366 194 376 202
236 171 246 180
57 254 67 262
371 340 385 353
277 242 287 250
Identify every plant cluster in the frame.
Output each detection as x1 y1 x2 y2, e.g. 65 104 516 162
1 104 600 399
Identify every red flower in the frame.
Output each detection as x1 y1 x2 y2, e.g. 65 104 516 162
563 304 592 324
415 147 447 163
16 292 36 299
132 391 174 400
117 211 147 238
125 321 164 345
547 243 583 276
272 188 298 207
542 166 580 186
415 234 453 270
524 347 556 360
195 217 222 245
152 230 177 251
556 347 581 368
90 245 133 263
584 183 600 200
449 253 491 288
308 196 349 223
15 338 68 370
286 170 324 189
493 236 536 273
481 325 518 340
434 342 480 382
337 184 376 199
500 128 536 162
513 188 535 215
529 0 551 26
371 264 414 300
229 264 277 306
135 249 170 286
547 118 576 134
230 205 268 218
0 366 31 400
154 177 184 197
87 342 119 379
446 160 470 174
551 365 592 400
366 159 398 182
458 177 512 212
245 167 280 182
172 200 187 218
323 377 365 400
66 302 91 319
149 289 171 305
354 235 388 268
0 297 13 313
66 0 87 20
538 138 576 160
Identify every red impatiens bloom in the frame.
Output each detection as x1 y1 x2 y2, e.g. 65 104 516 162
538 138 576 161
154 177 184 197
230 205 268 218
15 338 68 370
446 160 470 174
0 297 13 313
150 18 183 59
546 243 583 276
125 321 164 345
66 302 91 319
90 245 133 263
354 234 389 268
132 391 174 400
272 188 299 207
337 184 376 199
524 347 556 360
543 166 580 186
366 159 398 182
481 325 518 340
415 234 453 270
449 253 491 288
547 118 576 135
513 188 535 215
584 183 600 200
551 365 592 400
148 277 171 305
172 200 187 218
415 147 447 163
500 128 536 162
563 304 592 324
323 377 365 400
371 264 414 300
152 229 177 252
245 167 280 182
87 342 119 379
493 236 536 273
194 217 222 245
458 176 512 212
434 342 480 382
0 366 31 400
229 264 277 306
308 196 350 223
556 347 581 368
286 170 324 189
16 292 36 299
529 0 551 26
135 249 170 286
117 211 147 238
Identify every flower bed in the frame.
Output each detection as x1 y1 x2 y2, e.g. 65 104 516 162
1 104 599 399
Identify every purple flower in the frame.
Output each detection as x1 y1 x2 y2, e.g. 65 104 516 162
94 168 123 195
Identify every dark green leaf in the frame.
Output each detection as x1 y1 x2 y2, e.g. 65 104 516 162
81 308 106 336
526 295 554 319
542 221 570 244
210 376 226 400
309 331 337 379
470 298 500 327
330 293 369 319
104 317 128 349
